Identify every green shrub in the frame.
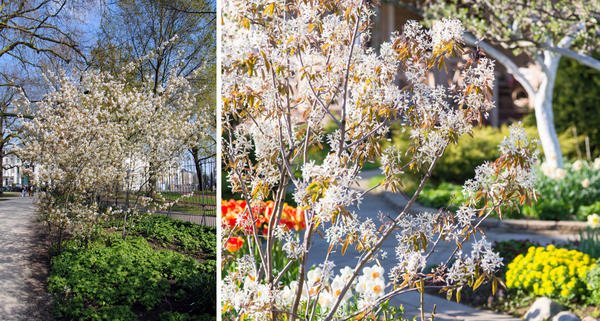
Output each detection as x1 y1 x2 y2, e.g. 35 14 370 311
130 215 216 259
578 227 600 259
521 160 600 220
506 245 595 303
159 312 216 321
578 202 600 221
588 264 600 305
553 54 600 156
48 236 216 320
417 182 463 209
391 124 581 185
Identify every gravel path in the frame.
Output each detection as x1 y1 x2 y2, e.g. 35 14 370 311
0 196 52 320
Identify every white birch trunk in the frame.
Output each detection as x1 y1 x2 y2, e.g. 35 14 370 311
533 51 563 168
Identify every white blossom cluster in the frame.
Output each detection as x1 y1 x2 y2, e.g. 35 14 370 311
463 123 538 207
222 0 538 319
446 237 503 286
19 65 208 238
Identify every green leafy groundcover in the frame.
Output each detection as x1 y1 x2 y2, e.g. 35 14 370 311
130 215 217 259
48 218 216 321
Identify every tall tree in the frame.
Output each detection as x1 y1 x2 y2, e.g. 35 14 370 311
91 0 216 194
0 0 85 194
423 0 600 168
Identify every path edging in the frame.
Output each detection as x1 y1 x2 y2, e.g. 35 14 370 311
379 190 589 233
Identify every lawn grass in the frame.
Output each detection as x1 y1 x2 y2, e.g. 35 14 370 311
160 191 216 205
167 204 216 216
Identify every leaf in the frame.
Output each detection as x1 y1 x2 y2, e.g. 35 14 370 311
491 277 498 295
473 274 485 291
341 238 349 256
241 17 250 29
264 2 275 16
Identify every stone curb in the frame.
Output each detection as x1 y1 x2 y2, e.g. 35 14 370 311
379 190 589 233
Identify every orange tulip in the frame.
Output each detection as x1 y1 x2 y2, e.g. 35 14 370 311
221 199 306 234
225 236 245 253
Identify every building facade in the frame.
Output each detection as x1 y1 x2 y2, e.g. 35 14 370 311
2 154 24 187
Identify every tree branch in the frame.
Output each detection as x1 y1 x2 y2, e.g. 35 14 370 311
0 112 33 119
463 32 536 98
544 46 600 71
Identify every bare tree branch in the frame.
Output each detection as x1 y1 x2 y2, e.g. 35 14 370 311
544 46 600 70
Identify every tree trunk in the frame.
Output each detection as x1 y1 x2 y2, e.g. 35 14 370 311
190 147 204 190
0 147 4 196
0 118 4 196
534 51 563 168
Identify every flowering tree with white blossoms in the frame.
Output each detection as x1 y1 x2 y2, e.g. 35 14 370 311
222 0 538 320
423 0 600 169
19 65 204 244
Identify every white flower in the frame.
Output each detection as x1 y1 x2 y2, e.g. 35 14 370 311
317 289 335 311
456 206 476 227
355 264 386 305
363 265 384 281
588 214 600 228
582 178 591 188
279 282 297 307
307 267 323 288
573 160 585 171
594 158 600 170
553 168 567 180
365 278 385 298
330 275 352 304
431 19 463 49
541 161 556 178
541 162 568 180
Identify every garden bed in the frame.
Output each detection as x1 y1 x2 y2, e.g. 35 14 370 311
48 215 216 321
427 239 600 320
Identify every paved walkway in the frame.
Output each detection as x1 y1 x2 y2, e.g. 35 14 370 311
305 171 577 320
0 196 52 320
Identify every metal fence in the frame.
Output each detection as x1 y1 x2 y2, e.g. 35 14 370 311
97 155 217 227
156 155 217 226
156 156 217 193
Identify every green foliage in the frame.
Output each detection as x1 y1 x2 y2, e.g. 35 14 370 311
392 124 580 185
48 236 216 320
506 245 595 303
129 215 216 259
159 312 216 321
431 126 511 183
553 54 600 156
578 202 600 221
522 161 600 220
588 265 600 305
578 227 600 259
158 192 217 216
417 182 464 209
390 126 592 220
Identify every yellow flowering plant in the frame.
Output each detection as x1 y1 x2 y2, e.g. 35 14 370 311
506 245 596 302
